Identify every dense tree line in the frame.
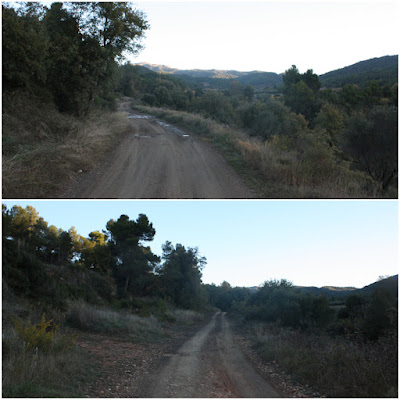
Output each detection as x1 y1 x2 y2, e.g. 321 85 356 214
2 205 207 310
205 278 398 342
2 2 149 115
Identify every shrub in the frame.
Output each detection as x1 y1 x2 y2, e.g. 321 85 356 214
14 314 58 353
252 322 398 397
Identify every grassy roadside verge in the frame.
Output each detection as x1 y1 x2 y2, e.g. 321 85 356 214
2 293 209 398
2 92 130 198
238 321 398 398
134 105 372 198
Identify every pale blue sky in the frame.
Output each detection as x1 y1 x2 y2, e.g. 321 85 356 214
3 200 398 289
131 0 399 74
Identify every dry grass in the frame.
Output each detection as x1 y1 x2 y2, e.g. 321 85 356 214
252 323 398 397
135 105 375 198
66 301 163 340
168 309 206 325
2 311 90 398
2 92 129 198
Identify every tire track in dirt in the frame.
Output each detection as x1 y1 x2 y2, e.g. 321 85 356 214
144 312 281 398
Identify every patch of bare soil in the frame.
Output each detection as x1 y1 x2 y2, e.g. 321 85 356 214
75 321 207 398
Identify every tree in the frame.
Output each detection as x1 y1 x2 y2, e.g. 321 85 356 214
243 85 255 101
314 103 345 146
282 65 301 88
341 106 398 191
282 65 321 120
9 205 40 247
302 69 321 92
44 2 85 114
2 4 48 92
106 214 158 297
158 242 206 309
284 80 319 120
74 2 149 61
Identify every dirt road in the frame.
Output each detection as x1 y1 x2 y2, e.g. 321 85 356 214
62 107 255 198
138 312 281 398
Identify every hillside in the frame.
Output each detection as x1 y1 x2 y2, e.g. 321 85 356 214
319 55 398 88
136 63 252 78
135 62 282 89
137 55 398 90
295 275 398 299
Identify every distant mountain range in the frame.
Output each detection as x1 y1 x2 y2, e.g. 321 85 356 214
243 275 398 299
296 274 398 299
135 62 282 89
135 63 263 79
135 55 398 89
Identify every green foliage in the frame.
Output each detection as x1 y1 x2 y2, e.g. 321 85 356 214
106 213 159 297
158 242 207 309
2 2 149 115
340 106 398 191
314 103 345 146
2 5 48 92
191 91 237 124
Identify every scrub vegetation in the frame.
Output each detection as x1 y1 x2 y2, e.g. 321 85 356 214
119 61 397 197
2 204 398 397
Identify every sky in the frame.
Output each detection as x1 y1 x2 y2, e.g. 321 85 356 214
130 0 399 74
3 200 398 289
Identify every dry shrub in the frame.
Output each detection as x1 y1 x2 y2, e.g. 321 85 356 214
2 312 82 397
2 92 129 198
253 323 398 397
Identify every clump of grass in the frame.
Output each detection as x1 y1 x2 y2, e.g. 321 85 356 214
66 301 163 341
167 309 205 325
135 105 374 198
251 322 398 397
2 91 129 198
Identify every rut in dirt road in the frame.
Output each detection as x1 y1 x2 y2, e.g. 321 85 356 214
61 110 255 199
148 312 281 398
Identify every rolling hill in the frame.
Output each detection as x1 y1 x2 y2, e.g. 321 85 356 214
135 63 282 89
319 55 398 88
295 275 398 299
136 55 398 90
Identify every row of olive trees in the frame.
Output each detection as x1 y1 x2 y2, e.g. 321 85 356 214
2 205 207 310
2 2 149 115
